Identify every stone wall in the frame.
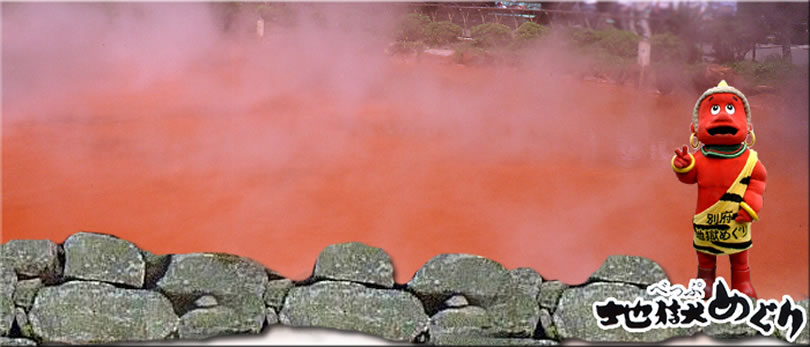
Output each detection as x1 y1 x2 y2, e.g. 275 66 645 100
0 231 806 345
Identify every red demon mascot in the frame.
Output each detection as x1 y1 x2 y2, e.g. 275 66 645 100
672 80 766 299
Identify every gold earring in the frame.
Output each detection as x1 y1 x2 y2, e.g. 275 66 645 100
745 130 756 147
689 133 700 149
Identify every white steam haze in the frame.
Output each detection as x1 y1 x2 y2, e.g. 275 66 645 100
2 2 807 345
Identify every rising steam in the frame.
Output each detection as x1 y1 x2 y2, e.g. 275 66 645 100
2 3 807 300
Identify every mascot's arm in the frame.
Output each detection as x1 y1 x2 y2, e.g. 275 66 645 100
736 160 767 222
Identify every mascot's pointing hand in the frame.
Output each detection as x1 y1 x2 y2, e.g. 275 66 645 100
673 145 692 169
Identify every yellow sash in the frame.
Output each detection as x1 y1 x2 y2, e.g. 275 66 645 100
692 149 758 255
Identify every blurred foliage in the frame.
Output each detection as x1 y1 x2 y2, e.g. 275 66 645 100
514 22 547 41
596 29 640 59
453 42 491 64
209 2 247 32
649 32 691 94
225 3 808 88
731 57 804 86
650 32 687 64
703 13 763 64
387 41 427 56
562 23 806 91
423 21 463 46
470 23 513 48
208 2 300 32
738 2 809 60
265 4 300 28
562 27 640 83
567 26 600 46
512 22 548 49
395 12 432 42
588 49 637 83
654 3 706 64
567 27 639 59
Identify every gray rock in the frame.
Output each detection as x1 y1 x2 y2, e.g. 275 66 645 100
0 239 61 282
279 281 429 342
484 269 544 337
266 268 285 281
178 306 264 340
0 337 37 346
430 287 541 339
407 254 510 313
194 295 218 308
63 232 145 287
429 306 491 337
157 252 268 321
15 307 33 338
267 307 279 326
313 242 395 288
13 278 43 310
263 279 294 310
1 263 16 336
488 289 541 337
588 255 667 287
553 282 695 342
28 281 178 344
701 322 760 340
157 252 268 297
142 250 170 288
431 335 559 345
509 268 544 299
537 281 568 311
444 295 469 308
538 308 558 340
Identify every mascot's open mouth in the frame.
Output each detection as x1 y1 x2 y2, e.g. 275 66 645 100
707 126 738 136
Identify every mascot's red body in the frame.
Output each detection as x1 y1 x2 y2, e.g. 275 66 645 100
672 80 766 299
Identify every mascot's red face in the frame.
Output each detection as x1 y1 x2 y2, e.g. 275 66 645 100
694 92 748 145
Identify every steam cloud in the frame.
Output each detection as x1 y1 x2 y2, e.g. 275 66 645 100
2 2 807 301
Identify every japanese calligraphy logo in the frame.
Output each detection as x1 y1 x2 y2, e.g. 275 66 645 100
592 278 807 342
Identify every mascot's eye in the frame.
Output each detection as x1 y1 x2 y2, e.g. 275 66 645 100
711 104 721 115
725 104 736 114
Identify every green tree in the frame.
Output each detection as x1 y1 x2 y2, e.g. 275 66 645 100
513 21 548 47
702 4 767 64
471 23 512 48
423 21 463 46
396 12 432 42
748 2 809 62
651 32 687 63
